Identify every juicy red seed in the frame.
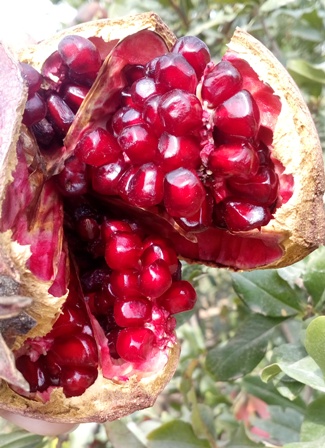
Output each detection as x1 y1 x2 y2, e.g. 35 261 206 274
141 241 179 275
208 140 259 178
159 89 203 136
32 118 55 146
172 36 210 79
61 84 90 112
60 366 98 398
130 77 161 107
123 64 146 84
49 306 89 338
164 168 205 218
16 356 49 393
116 327 156 362
178 193 214 232
101 219 133 242
214 90 260 139
117 166 138 201
19 62 43 96
68 68 98 87
77 217 100 241
58 35 101 74
154 53 197 93
105 231 143 271
106 328 120 359
75 128 121 167
47 93 75 135
157 280 197 314
218 200 272 231
146 57 159 77
110 269 140 298
117 124 158 165
111 107 143 136
201 61 243 107
227 166 279 206
158 133 201 172
22 93 47 127
114 296 152 327
41 50 67 85
91 156 127 196
49 334 98 367
142 94 164 136
55 155 88 196
140 259 172 299
127 162 164 208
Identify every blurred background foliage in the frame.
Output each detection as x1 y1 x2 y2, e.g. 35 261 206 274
2 0 325 447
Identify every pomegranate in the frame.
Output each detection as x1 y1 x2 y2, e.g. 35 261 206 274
0 12 324 424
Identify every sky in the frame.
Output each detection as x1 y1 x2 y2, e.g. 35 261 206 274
0 0 76 51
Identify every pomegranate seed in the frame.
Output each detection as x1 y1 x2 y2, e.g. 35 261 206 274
140 259 172 299
111 107 143 136
116 327 156 362
219 200 272 231
178 193 214 232
41 50 67 85
19 62 43 96
16 356 49 393
141 239 179 275
157 281 197 314
158 133 201 172
49 334 98 367
227 166 279 206
146 57 159 77
159 89 203 136
55 155 88 196
164 168 205 218
77 217 100 241
22 93 47 127
32 118 55 146
61 83 90 112
130 77 161 107
49 305 89 338
208 140 259 178
127 163 164 208
101 219 132 242
118 124 158 165
58 35 101 74
68 69 98 87
75 128 121 167
110 269 140 298
201 61 243 107
47 93 75 135
123 64 146 84
172 36 210 79
105 231 142 271
91 156 127 196
60 366 98 397
142 94 164 136
214 90 260 139
154 53 197 93
117 166 138 201
114 296 152 327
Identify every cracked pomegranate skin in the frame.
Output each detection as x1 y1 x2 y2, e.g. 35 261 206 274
0 12 324 424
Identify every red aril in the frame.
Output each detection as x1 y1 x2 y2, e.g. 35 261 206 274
75 128 121 167
58 35 101 75
114 297 152 327
116 327 156 362
172 35 210 79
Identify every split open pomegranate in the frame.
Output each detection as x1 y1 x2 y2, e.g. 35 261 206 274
0 12 324 423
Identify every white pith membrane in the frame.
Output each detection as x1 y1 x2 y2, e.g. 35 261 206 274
0 12 324 423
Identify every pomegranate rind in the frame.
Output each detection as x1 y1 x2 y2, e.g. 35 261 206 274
226 29 325 268
0 343 180 423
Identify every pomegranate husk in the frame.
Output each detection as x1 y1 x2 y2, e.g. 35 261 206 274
0 12 323 423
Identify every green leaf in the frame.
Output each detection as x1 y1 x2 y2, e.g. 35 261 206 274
305 316 325 376
147 420 210 448
261 343 325 392
260 0 295 13
300 396 325 442
226 425 264 447
0 431 46 448
187 387 216 443
287 59 325 85
105 420 146 448
283 436 325 447
231 270 303 317
206 314 286 381
303 247 325 307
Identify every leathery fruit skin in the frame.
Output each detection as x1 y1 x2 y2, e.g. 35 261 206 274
0 11 323 425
